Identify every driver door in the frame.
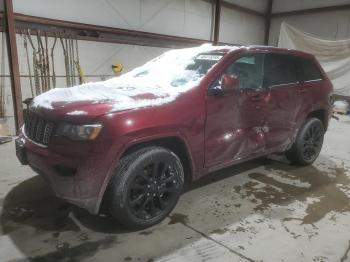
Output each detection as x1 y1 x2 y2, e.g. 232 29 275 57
204 53 269 168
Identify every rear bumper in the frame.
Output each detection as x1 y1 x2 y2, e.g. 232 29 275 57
15 128 112 214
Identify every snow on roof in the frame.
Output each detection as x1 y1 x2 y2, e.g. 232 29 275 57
33 44 237 112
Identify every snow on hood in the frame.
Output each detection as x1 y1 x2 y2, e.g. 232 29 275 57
33 44 236 113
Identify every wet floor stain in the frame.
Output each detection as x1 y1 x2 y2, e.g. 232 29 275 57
30 236 117 262
52 232 60 238
168 213 188 225
211 227 229 235
1 197 81 234
0 175 125 260
236 163 350 225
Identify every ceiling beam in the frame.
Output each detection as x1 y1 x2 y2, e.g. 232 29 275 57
272 4 350 17
12 12 210 48
0 11 240 48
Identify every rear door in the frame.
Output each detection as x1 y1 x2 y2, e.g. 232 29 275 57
263 53 300 149
295 57 326 123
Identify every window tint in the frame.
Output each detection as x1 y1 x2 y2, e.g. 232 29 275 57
298 58 323 81
225 54 265 90
263 54 299 87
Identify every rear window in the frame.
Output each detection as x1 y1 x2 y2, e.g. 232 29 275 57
298 58 323 81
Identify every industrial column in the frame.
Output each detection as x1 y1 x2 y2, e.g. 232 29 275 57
4 0 23 131
213 0 221 45
264 0 273 45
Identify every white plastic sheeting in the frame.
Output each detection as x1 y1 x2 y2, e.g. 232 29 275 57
278 22 350 96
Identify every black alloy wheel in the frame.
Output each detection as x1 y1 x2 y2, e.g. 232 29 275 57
286 117 324 166
128 160 180 220
108 146 184 229
301 122 323 162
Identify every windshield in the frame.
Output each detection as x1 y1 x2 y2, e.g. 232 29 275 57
120 46 225 89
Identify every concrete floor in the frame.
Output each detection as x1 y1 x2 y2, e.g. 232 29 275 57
1 116 350 262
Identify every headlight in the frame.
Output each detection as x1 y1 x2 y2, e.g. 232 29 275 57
56 123 102 141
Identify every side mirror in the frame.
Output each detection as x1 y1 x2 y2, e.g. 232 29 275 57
208 74 239 96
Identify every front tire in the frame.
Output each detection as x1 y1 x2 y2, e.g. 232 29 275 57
108 146 184 229
286 117 324 166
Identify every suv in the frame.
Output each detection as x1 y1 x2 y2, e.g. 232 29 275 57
15 45 333 229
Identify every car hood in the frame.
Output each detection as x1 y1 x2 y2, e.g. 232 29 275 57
32 77 185 118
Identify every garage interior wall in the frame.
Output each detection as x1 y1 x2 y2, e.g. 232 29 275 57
268 0 350 46
2 0 269 134
219 0 266 44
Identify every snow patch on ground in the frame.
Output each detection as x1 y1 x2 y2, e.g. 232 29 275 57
33 44 236 112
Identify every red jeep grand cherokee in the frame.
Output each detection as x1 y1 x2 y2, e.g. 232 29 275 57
15 45 333 229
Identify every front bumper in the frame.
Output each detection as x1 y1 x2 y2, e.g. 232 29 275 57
15 128 112 214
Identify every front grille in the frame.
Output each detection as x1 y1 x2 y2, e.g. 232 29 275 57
24 110 55 146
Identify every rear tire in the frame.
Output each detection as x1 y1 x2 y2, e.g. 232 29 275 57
108 146 184 229
286 117 324 166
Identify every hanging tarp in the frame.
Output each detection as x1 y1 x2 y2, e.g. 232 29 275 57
278 22 350 96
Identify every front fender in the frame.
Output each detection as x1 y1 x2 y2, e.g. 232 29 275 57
93 128 198 214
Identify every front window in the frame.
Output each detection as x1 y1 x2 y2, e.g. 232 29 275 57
225 54 265 90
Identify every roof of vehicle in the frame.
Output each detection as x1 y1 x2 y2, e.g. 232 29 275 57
208 45 314 58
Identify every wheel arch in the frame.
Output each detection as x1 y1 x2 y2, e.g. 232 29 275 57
97 135 195 214
306 109 328 130
120 136 194 185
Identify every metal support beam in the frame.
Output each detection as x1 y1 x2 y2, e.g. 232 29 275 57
4 0 23 131
213 0 221 45
13 13 208 48
264 0 273 45
272 4 350 18
0 10 238 48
